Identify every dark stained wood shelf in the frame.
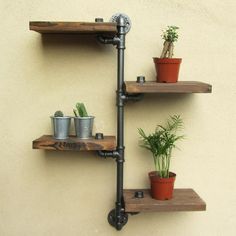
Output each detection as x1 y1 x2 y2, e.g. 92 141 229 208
29 21 117 35
33 135 116 151
123 189 206 213
124 81 212 94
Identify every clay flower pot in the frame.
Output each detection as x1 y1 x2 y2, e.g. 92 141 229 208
153 58 182 83
149 171 176 200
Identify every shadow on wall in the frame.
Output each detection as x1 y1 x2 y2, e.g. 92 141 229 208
139 93 193 103
126 93 196 115
40 34 113 54
38 150 115 182
42 150 113 165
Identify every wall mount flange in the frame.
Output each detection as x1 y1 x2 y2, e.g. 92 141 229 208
110 13 131 33
108 209 128 231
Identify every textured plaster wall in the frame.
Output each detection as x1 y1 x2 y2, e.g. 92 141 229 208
1 0 236 235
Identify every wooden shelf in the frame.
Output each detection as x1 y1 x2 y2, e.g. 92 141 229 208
123 189 206 213
29 21 117 35
33 135 116 151
124 81 212 94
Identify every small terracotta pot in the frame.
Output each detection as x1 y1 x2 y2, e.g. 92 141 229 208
149 171 176 200
153 58 182 83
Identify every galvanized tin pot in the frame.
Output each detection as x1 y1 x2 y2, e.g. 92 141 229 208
51 116 71 139
74 116 94 139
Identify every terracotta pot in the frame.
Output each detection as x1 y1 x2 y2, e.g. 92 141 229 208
149 171 176 200
153 58 182 83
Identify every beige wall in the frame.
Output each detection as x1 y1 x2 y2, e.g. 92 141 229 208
1 0 236 235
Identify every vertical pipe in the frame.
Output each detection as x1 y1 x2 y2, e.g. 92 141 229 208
116 16 126 230
116 49 124 210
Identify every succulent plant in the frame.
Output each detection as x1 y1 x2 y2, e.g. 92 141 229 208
73 103 88 117
162 26 179 43
160 26 179 59
54 110 64 117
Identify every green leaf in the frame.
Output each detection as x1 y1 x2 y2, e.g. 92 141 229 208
161 25 179 43
138 115 184 176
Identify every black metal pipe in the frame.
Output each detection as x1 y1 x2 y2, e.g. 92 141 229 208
97 150 119 158
97 35 120 45
96 15 129 230
115 16 126 230
122 93 144 102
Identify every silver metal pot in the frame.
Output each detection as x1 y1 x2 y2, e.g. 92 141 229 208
51 116 71 139
74 116 94 139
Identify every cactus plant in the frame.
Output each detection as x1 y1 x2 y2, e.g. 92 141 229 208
73 102 94 139
73 103 88 117
54 110 64 117
51 110 71 139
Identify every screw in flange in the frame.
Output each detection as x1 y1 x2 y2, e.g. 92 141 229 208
134 191 144 198
136 76 146 84
95 18 104 22
95 133 104 140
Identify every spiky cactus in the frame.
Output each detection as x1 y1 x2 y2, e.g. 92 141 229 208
73 103 88 117
160 26 179 59
54 110 64 117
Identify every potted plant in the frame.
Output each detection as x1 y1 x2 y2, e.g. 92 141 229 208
73 102 94 139
138 115 184 200
153 26 181 83
51 110 71 139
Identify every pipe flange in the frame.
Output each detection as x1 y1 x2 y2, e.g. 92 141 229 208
110 13 131 33
108 209 128 230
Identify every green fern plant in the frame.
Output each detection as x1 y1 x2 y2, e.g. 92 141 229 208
73 103 88 117
138 115 184 178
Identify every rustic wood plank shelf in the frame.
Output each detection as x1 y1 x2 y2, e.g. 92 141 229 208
124 81 212 94
29 21 117 35
33 135 116 151
123 189 206 213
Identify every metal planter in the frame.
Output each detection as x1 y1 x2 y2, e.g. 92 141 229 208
74 116 94 139
51 116 71 139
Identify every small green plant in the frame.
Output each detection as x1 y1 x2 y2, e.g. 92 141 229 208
73 102 88 117
138 115 184 178
160 26 179 59
54 110 64 117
